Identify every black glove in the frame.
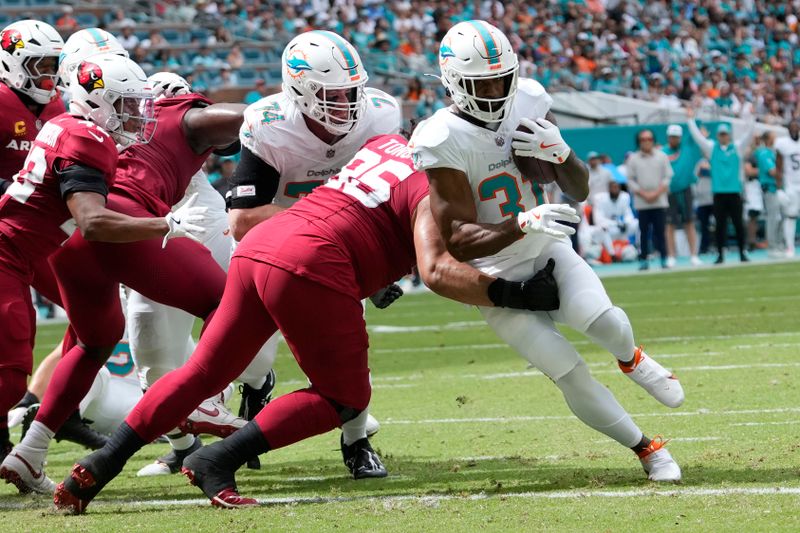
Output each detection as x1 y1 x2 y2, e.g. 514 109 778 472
487 258 560 311
369 283 404 309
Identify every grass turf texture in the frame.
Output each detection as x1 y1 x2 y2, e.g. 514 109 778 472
2 262 800 531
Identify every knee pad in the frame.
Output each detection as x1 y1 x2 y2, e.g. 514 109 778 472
585 306 634 359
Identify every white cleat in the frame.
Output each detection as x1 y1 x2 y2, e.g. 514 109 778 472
136 461 172 477
7 405 32 429
0 446 55 494
638 437 682 482
690 256 703 267
178 397 246 438
365 414 380 437
620 346 685 408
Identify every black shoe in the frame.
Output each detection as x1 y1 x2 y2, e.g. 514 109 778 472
239 370 275 470
19 403 40 441
147 436 203 474
55 410 109 450
53 448 123 514
340 436 388 480
714 255 724 264
0 441 12 464
740 253 750 262
181 443 257 508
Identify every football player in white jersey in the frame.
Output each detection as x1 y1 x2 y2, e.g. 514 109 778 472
225 30 402 479
774 119 800 257
410 20 683 482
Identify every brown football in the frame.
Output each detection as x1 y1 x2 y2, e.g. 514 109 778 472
512 123 559 184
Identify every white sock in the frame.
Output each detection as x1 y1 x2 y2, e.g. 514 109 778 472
584 307 635 363
167 433 195 452
18 421 54 460
554 360 643 448
784 218 796 251
341 409 369 445
242 376 267 390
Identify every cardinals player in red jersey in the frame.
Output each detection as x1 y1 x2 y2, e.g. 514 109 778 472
0 52 214 495
54 134 571 512
0 19 67 458
1 60 249 494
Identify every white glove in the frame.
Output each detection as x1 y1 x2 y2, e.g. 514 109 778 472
163 193 208 248
517 203 580 238
511 117 571 164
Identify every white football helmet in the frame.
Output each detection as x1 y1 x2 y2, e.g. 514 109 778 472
0 20 63 104
68 53 156 148
281 30 368 135
438 20 519 124
147 72 191 100
59 28 127 90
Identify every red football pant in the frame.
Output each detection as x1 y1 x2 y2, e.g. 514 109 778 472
36 193 226 433
126 256 370 451
0 269 36 420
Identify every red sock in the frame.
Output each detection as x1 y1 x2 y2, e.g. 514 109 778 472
0 368 27 430
253 388 341 450
35 345 106 432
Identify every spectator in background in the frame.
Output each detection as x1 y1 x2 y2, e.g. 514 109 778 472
214 64 239 88
743 139 766 252
405 77 423 102
56 6 78 31
662 124 702 267
694 157 715 255
687 108 755 264
117 21 140 52
414 87 445 119
591 180 639 261
586 151 613 205
192 45 222 68
208 155 237 196
226 44 244 70
750 131 781 255
140 30 167 50
208 26 233 46
626 128 673 270
244 78 268 105
601 153 626 186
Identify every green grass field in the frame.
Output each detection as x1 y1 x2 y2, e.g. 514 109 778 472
2 262 800 531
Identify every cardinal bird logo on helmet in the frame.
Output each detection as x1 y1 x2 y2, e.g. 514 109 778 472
0 29 24 54
77 61 104 93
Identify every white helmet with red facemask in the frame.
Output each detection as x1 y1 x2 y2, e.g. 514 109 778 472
438 20 519 124
0 20 63 104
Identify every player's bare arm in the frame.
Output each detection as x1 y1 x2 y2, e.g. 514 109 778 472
183 103 246 154
413 196 560 311
546 112 589 201
66 190 169 242
426 166 524 262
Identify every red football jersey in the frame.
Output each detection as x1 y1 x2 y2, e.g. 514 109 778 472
111 94 215 216
0 113 118 278
236 134 430 299
0 83 66 181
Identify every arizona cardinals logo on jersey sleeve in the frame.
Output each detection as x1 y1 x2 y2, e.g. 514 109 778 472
77 61 104 93
0 29 23 53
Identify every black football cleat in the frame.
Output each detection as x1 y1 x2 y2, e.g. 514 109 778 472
55 410 110 450
53 450 122 515
340 436 388 480
239 369 275 470
181 443 257 508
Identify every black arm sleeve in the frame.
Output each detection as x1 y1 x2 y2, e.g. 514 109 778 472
213 140 241 156
225 145 280 210
56 162 108 199
0 178 10 195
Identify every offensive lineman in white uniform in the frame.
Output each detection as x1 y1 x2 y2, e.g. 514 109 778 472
225 30 402 479
410 20 683 482
774 119 800 257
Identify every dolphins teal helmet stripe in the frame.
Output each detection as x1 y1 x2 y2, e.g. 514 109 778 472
467 20 501 66
86 27 108 47
313 30 360 79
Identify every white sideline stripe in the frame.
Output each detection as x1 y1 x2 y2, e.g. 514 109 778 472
370 321 485 333
381 407 800 425
730 420 800 427
5 486 797 511
480 362 800 380
598 436 721 443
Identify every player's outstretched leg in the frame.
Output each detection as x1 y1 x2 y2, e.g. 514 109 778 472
181 422 267 508
340 408 386 479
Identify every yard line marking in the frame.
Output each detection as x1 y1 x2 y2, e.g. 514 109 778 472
381 407 800 425
480 362 800 380
730 420 800 427
2 486 797 510
370 321 485 333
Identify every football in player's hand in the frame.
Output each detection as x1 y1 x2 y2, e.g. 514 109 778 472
512 123 559 184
